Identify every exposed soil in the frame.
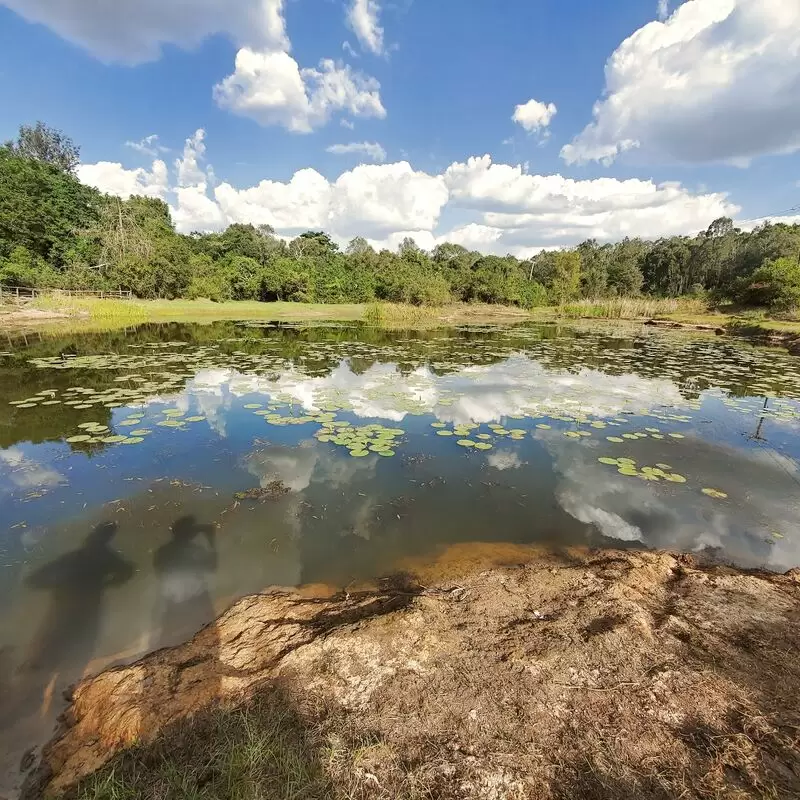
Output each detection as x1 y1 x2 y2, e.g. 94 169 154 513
23 545 800 799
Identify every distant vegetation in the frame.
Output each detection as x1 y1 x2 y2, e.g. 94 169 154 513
2 122 800 313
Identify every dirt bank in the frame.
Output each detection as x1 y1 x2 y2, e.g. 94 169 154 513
25 545 800 799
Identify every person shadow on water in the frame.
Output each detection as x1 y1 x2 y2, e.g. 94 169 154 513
14 521 134 721
152 516 218 650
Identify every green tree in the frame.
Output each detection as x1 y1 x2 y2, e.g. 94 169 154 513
550 251 582 304
0 146 100 267
5 122 80 174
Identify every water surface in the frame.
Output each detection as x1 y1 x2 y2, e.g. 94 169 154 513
2 320 800 791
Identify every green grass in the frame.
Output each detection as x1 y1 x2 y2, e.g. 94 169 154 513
69 689 430 800
31 296 366 325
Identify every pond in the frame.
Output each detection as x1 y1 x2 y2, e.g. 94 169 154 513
2 319 800 790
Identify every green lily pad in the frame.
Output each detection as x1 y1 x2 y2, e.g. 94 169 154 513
606 436 625 443
122 437 145 444
130 429 151 436
701 488 727 499
474 442 492 450
185 416 206 422
436 430 454 436
66 435 91 443
349 449 370 457
456 439 475 447
598 457 619 465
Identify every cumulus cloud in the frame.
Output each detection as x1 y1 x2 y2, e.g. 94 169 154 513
77 159 169 200
657 0 670 21
512 99 557 133
562 0 800 166
214 49 386 133
0 0 289 64
326 141 387 162
346 0 385 55
125 134 168 157
3 0 384 136
79 131 755 247
175 129 210 187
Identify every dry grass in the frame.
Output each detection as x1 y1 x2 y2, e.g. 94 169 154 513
555 296 710 320
363 302 444 327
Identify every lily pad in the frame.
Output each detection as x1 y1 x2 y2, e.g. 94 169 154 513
701 488 728 499
456 439 475 447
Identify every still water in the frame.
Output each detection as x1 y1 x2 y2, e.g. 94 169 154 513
2 320 800 789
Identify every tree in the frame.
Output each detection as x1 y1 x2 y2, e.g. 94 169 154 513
6 122 80 174
346 236 373 256
550 251 582 304
0 145 100 266
606 238 646 295
735 257 800 311
577 240 609 297
642 238 692 296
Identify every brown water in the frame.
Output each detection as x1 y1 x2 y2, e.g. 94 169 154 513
2 320 800 793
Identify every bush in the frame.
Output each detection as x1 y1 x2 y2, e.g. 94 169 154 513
0 246 59 288
735 257 800 311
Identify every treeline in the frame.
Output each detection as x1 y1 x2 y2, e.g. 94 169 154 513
2 123 800 310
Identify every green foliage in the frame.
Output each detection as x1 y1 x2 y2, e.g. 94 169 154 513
0 246 59 287
2 124 800 312
0 145 100 267
735 257 800 311
550 251 582 305
5 121 80 174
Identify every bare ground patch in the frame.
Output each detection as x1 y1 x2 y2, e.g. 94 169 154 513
24 547 800 799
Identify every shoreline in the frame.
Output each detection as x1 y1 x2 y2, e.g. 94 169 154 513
2 298 800 354
23 544 800 799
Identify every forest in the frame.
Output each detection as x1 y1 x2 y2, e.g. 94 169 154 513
2 123 800 311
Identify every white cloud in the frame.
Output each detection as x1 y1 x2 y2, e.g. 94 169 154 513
77 159 169 200
326 141 387 162
329 162 449 237
214 49 386 133
175 129 210 187
346 0 385 56
657 0 670 21
562 0 800 166
79 132 757 247
512 98 557 133
124 134 168 157
4 0 382 136
0 0 289 64
215 168 333 232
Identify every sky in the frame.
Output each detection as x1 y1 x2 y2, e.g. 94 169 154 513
0 0 798 256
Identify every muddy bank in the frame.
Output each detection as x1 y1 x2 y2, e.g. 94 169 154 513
25 545 800 799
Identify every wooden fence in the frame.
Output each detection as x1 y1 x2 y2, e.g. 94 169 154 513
0 286 133 301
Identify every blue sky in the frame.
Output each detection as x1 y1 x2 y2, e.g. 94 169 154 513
0 0 798 255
